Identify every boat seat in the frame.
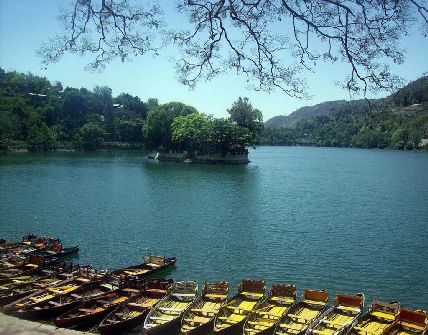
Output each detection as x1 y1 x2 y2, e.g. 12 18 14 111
150 316 173 321
256 310 281 317
173 293 195 297
304 299 326 306
279 323 304 330
145 323 161 328
289 313 313 321
159 307 182 312
337 306 361 314
322 319 345 327
191 308 216 315
241 292 264 299
271 296 295 304
205 293 228 300
183 318 205 324
226 306 252 313
371 311 395 321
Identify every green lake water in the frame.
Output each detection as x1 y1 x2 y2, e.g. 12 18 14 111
1 147 427 311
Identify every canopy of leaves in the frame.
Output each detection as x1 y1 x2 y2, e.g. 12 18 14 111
143 102 199 151
39 0 428 96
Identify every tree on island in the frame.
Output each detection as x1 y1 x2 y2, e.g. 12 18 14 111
39 1 428 96
143 102 198 151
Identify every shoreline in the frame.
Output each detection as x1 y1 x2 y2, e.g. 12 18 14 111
0 313 91 335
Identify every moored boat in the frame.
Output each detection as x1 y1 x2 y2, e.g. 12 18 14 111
180 281 229 335
382 309 428 335
273 289 329 335
347 301 400 335
143 280 198 335
0 277 63 307
98 279 174 335
243 283 297 335
13 280 113 319
1 277 90 313
110 254 177 279
307 293 365 335
55 288 140 328
213 279 266 335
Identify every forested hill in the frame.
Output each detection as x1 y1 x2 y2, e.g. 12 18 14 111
261 76 428 149
266 76 428 128
265 99 371 128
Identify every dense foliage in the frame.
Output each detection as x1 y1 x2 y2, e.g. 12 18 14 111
0 68 261 154
261 77 428 150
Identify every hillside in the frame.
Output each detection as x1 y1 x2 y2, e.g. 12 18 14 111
265 76 428 128
265 99 372 128
261 76 428 150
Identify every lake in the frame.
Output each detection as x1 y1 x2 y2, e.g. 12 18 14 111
0 147 427 311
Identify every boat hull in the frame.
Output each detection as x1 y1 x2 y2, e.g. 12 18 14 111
55 308 113 328
182 318 215 335
214 319 246 335
99 310 149 335
145 317 181 335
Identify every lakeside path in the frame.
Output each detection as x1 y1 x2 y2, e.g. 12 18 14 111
0 313 91 335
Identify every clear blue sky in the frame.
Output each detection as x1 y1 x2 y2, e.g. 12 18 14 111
0 0 427 120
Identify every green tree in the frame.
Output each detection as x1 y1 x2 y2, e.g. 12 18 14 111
228 97 263 145
209 118 252 155
143 102 198 151
27 123 57 151
75 123 106 150
172 113 212 154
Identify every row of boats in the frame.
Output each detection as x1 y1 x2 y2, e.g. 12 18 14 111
1 235 427 335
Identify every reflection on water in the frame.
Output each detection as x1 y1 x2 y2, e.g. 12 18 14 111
1 147 427 311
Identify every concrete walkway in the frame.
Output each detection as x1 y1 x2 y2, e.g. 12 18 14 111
0 313 91 335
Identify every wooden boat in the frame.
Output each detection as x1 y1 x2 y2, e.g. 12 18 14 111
347 301 400 335
110 254 177 279
180 281 230 335
55 288 140 328
13 280 114 319
273 289 329 335
31 246 80 259
0 277 63 307
213 279 266 335
143 280 198 335
243 283 297 335
98 279 174 334
307 293 365 335
382 309 428 335
1 277 90 313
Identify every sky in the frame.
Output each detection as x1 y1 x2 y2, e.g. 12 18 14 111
0 0 427 121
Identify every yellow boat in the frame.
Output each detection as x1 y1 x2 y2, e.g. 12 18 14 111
143 280 198 335
273 289 329 335
244 283 297 335
213 279 266 335
180 281 229 335
348 301 400 335
382 309 428 335
308 293 365 335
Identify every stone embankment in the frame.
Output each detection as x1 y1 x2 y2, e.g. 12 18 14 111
0 313 90 335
